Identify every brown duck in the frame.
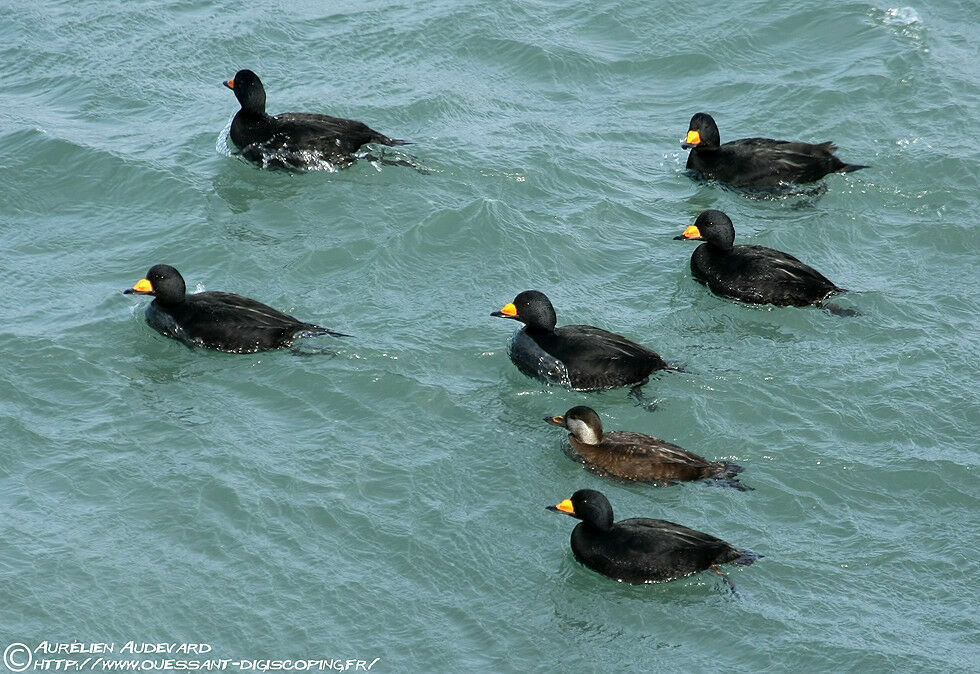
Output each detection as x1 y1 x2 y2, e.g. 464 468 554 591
545 406 749 490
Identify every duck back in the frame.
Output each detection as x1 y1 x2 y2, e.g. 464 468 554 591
692 243 841 306
148 291 322 352
571 518 747 583
688 138 864 186
231 110 403 161
525 325 667 390
568 431 731 483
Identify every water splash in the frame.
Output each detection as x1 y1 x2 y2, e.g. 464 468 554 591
884 7 921 26
214 125 424 172
870 6 925 43
509 330 573 387
215 117 235 157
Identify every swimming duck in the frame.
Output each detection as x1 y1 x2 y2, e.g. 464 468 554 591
123 264 349 352
223 69 407 168
682 112 868 187
545 406 747 489
491 290 671 390
674 210 844 307
548 489 759 584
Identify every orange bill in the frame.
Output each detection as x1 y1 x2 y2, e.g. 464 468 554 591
554 499 575 515
132 278 153 293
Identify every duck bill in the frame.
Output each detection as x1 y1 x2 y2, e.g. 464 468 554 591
681 129 701 149
223 78 235 90
544 415 565 427
546 498 576 517
123 278 154 295
490 302 518 319
673 225 702 241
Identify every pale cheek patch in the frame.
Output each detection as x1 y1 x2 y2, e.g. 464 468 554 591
566 417 600 445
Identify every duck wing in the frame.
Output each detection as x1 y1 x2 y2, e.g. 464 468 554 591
720 137 851 185
695 244 841 306
617 518 742 564
546 325 668 389
601 431 710 465
574 431 720 483
737 245 841 303
273 112 405 153
166 292 326 351
187 291 311 325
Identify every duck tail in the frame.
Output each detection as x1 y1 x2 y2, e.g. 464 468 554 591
704 477 753 492
304 326 352 338
731 548 762 566
704 463 753 492
378 134 413 146
717 461 744 477
821 302 861 318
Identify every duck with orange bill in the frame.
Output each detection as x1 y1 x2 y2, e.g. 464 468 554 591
124 264 349 353
682 112 868 187
548 489 760 586
491 290 675 392
674 210 851 311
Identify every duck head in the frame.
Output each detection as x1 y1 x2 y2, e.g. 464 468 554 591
674 209 736 252
491 290 558 331
545 406 604 445
224 69 266 114
682 112 721 149
547 489 614 531
124 264 187 304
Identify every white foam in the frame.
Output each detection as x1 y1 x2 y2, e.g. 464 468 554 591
884 7 921 25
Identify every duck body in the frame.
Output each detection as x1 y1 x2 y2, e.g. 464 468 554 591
493 291 670 391
690 242 841 306
224 69 406 168
686 138 861 187
229 111 404 164
677 210 844 307
549 490 758 584
144 291 329 352
125 265 347 353
546 407 746 487
571 516 748 583
683 112 867 187
511 324 667 390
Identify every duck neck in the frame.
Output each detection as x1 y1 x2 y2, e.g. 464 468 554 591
152 294 184 307
237 108 270 122
583 513 613 532
524 323 555 336
705 227 735 252
566 418 600 445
